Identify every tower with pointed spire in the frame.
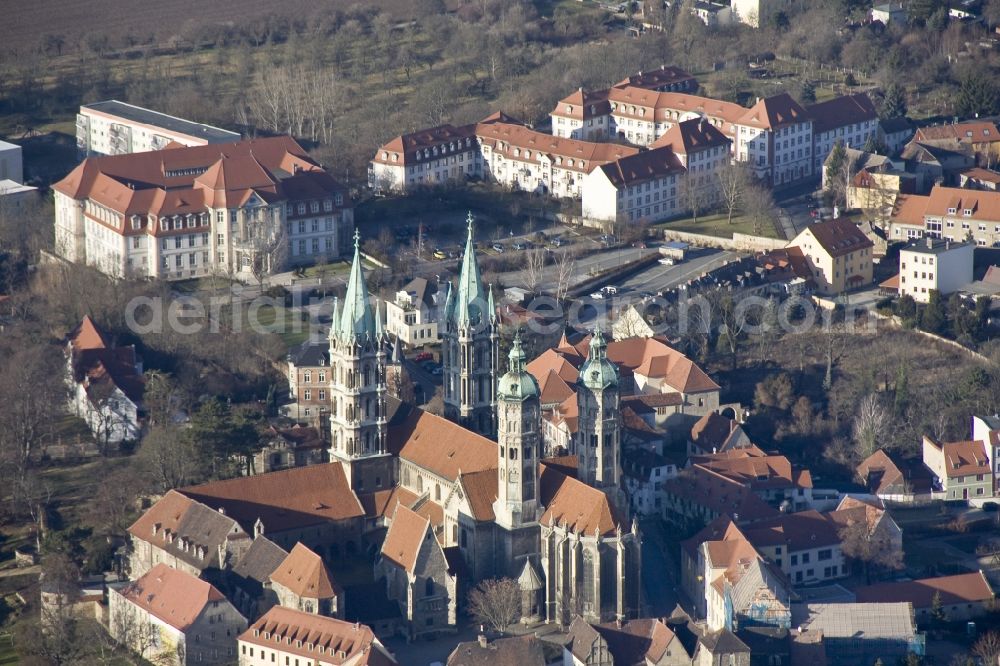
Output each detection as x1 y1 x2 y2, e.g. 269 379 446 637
493 332 540 532
575 328 622 497
328 230 393 491
442 212 498 437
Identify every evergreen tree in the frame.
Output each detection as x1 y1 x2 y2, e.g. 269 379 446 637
920 290 947 334
931 590 946 624
879 83 907 119
800 80 817 105
825 141 847 191
957 69 1000 118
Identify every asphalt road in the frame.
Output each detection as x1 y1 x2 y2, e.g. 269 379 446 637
616 248 739 295
639 517 680 618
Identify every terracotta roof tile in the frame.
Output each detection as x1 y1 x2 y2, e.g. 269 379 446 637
854 572 994 607
116 563 228 631
797 218 874 258
447 634 548 666
179 463 364 533
915 121 1000 144
358 487 419 521
270 543 341 599
457 470 498 522
890 193 930 227
806 93 877 135
925 186 1000 223
381 504 430 574
652 117 731 155
597 146 686 188
241 606 396 666
539 468 625 536
127 490 242 570
388 406 497 481
476 122 640 174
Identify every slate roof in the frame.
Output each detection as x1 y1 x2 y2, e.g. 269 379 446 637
231 536 288 584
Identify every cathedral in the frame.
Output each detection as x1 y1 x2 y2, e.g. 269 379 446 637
327 215 641 624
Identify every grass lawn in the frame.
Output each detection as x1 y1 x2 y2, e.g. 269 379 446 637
656 212 781 239
0 633 15 666
236 303 312 349
300 260 354 279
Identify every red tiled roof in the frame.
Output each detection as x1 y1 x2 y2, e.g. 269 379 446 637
457 469 498 522
358 487 419 521
389 406 497 481
891 194 930 227
270 543 341 599
381 504 430 574
652 117 731 155
806 93 877 135
615 66 697 92
915 121 1000 144
854 572 994 607
665 466 779 523
116 563 227 631
797 218 874 258
925 186 1000 223
597 145 686 188
240 606 396 666
539 465 626 536
180 463 365 533
476 122 640 174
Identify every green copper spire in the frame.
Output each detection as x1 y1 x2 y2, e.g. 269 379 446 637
452 211 489 328
498 331 539 401
580 327 618 389
335 229 377 344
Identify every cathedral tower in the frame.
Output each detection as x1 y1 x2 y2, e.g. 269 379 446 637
575 328 622 494
328 231 392 492
442 212 498 437
493 332 540 530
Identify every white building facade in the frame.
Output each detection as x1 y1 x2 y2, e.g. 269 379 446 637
897 238 974 303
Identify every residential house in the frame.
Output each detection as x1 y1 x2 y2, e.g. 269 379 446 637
376 504 457 639
286 340 331 422
580 145 687 225
972 415 1000 493
960 167 1000 191
385 277 440 347
66 315 144 445
447 634 551 666
53 136 353 280
900 142 975 188
871 2 907 25
806 93 879 173
563 615 701 666
730 0 790 26
846 161 917 218
369 121 482 192
622 448 675 516
791 603 924 666
238 606 397 666
689 446 814 511
914 120 1000 166
788 218 874 295
922 435 993 500
855 571 995 622
688 412 753 456
887 193 931 241
663 465 781 528
108 563 247 666
856 449 935 502
76 100 239 157
895 237 974 303
269 543 343 617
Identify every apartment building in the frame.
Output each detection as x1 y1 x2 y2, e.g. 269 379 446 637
0 139 23 183
789 218 874 295
286 340 331 421
385 277 440 346
77 100 239 157
731 0 791 26
580 146 686 223
896 237 974 303
922 186 1000 246
369 122 482 193
807 93 879 173
53 136 353 281
923 435 993 500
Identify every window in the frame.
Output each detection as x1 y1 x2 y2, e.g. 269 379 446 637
818 549 832 561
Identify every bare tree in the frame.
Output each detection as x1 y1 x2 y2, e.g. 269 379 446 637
743 183 779 237
137 426 205 493
838 516 903 583
554 247 578 302
716 163 751 225
973 631 1000 666
853 393 890 461
522 248 546 294
679 173 706 225
242 209 288 291
468 577 521 634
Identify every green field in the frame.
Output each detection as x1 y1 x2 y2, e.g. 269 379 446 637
656 212 781 240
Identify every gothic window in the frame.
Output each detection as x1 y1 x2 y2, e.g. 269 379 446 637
581 550 595 612
425 578 434 597
509 448 517 460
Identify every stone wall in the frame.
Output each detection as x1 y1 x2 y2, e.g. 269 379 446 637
661 229 788 252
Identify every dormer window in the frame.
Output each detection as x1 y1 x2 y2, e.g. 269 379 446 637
131 215 141 230
965 209 973 216
565 105 573 113
381 151 388 159
947 207 957 214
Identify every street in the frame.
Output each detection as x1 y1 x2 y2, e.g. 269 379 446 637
639 517 681 618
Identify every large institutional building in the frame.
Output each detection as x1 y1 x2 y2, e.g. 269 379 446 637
52 136 353 281
76 100 239 157
370 69 878 225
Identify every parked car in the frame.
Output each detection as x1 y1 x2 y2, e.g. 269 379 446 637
659 257 676 266
591 291 605 300
414 351 433 363
492 243 505 253
433 249 447 260
512 241 528 250
551 237 566 247
602 285 618 295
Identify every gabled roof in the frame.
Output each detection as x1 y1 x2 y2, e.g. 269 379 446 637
924 185 1000 222
615 66 697 91
381 504 430 574
929 437 990 477
117 563 228 631
856 449 905 494
358 486 419 521
388 402 497 481
457 469 498 522
690 412 751 453
692 450 812 491
665 466 780 523
539 465 625 536
69 315 108 351
796 218 874 258
127 490 243 570
596 145 686 189
231 536 288 585
550 88 612 120
270 543 341 599
890 193 930 228
447 634 548 666
179 463 365 533
915 121 1000 145
652 117 731 155
806 93 877 135
475 121 640 174
854 571 994 607
241 606 396 666
740 93 810 131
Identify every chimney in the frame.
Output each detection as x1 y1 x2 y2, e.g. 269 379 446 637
477 635 488 648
